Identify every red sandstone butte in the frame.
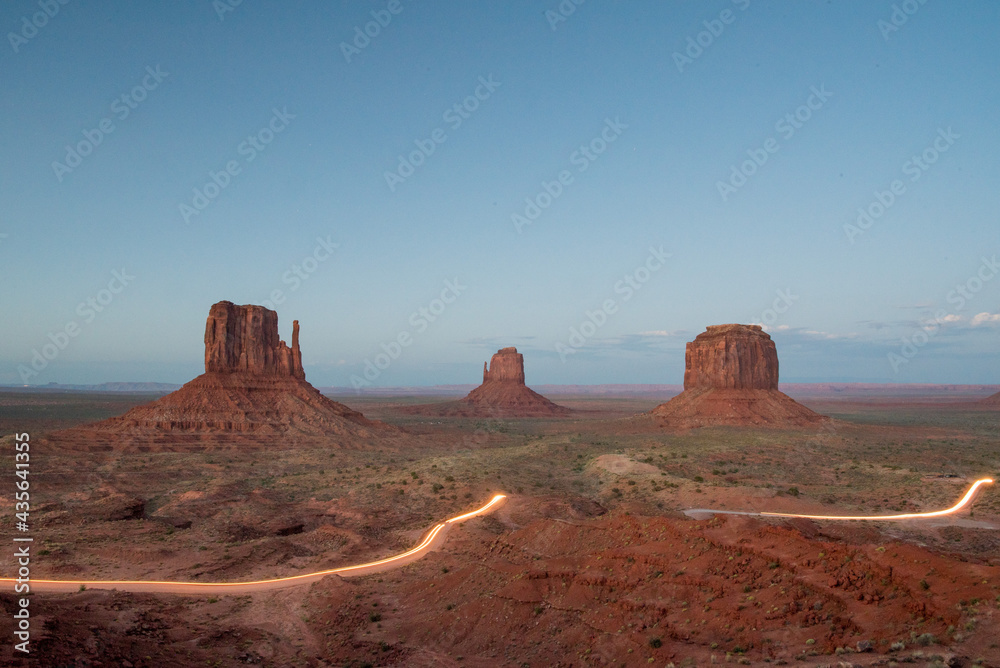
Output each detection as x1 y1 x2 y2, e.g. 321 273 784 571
650 324 825 427
45 301 394 450
204 301 305 379
478 346 526 384
401 347 570 417
460 347 569 416
982 390 1000 407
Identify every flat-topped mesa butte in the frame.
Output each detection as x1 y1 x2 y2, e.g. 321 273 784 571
480 347 526 384
398 347 570 418
45 301 395 451
204 301 305 379
459 347 570 417
684 324 779 390
651 324 826 427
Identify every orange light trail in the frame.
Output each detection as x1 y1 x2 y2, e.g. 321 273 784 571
1 493 506 591
446 494 506 523
760 478 993 520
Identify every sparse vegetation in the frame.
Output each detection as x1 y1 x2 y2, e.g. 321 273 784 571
2 390 997 666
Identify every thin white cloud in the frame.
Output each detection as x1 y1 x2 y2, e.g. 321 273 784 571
800 329 850 340
971 312 1000 326
769 326 861 341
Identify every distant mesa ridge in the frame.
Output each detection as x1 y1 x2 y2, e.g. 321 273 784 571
651 324 826 427
44 301 394 450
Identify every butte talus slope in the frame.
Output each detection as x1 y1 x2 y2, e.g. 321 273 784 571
44 301 395 450
650 324 826 427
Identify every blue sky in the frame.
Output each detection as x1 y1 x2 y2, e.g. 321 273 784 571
2 1 998 387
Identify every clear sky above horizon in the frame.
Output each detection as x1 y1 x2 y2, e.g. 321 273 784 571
2 1 998 388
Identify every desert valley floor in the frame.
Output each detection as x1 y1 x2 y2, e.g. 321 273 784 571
1 387 999 667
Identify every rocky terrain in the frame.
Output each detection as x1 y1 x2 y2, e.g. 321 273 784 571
42 301 396 450
301 499 998 667
2 387 999 667
651 324 827 428
4 319 998 666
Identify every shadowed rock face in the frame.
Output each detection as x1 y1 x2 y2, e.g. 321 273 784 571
45 301 394 450
204 301 304 379
482 347 526 384
652 324 825 428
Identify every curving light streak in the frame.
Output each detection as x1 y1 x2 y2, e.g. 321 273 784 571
446 493 506 523
759 478 993 521
1 493 506 591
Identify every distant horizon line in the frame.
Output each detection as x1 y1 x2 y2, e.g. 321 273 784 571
3 381 998 393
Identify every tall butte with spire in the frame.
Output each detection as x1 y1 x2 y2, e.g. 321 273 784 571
203 301 305 379
46 301 395 450
650 324 826 427
399 346 570 417
458 347 570 416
